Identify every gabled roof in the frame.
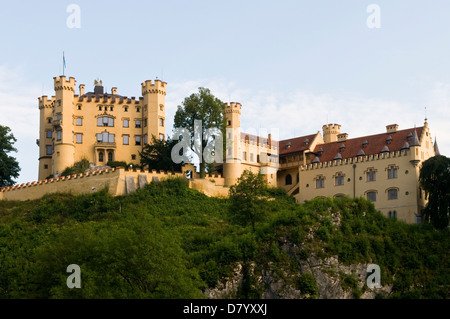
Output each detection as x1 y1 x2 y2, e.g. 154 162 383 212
278 133 319 155
311 126 424 162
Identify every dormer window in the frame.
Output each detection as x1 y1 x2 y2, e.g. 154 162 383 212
304 138 309 146
362 139 368 148
386 136 392 145
286 142 291 150
339 143 345 152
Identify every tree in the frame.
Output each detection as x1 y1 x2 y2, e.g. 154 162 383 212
0 125 20 187
173 87 225 178
228 170 269 231
419 155 450 229
139 135 182 172
60 158 90 177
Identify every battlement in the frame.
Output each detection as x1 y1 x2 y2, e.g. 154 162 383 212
301 149 410 171
225 102 242 109
322 123 341 131
141 79 167 96
54 75 76 92
38 95 55 108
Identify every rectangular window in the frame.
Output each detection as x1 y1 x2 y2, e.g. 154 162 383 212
388 167 398 179
76 118 82 126
135 120 141 128
335 175 344 186
97 133 102 142
57 114 62 121
250 153 254 162
144 118 148 127
135 135 141 145
243 151 247 161
144 134 148 144
388 189 398 200
76 134 82 144
316 177 325 189
46 130 52 138
159 118 164 127
123 135 129 145
123 119 129 128
367 170 376 182
159 134 164 141
46 145 52 155
56 130 62 141
367 192 376 202
108 118 114 127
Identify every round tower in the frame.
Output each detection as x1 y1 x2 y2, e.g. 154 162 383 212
223 102 242 186
52 75 76 176
322 123 341 143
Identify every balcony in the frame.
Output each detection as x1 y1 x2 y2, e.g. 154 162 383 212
94 142 117 149
52 120 62 128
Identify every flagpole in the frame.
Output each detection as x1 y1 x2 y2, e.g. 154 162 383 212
63 51 66 76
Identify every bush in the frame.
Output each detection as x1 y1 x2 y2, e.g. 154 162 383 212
297 273 319 298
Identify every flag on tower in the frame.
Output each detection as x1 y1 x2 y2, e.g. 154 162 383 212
63 52 66 75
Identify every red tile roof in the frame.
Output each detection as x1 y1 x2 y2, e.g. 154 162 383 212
279 133 319 155
311 126 424 162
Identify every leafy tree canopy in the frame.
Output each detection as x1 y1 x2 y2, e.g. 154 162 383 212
0 125 20 187
419 155 450 229
173 87 225 178
139 135 182 172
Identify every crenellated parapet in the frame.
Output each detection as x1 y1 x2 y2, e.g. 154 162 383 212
224 102 242 115
38 96 55 109
141 79 167 96
54 75 76 92
301 149 410 171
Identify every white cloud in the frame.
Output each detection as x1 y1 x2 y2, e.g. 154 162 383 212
0 65 41 184
165 78 450 157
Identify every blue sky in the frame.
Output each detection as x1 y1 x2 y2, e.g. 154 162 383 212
1 0 450 183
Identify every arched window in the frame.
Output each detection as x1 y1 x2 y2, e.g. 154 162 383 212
108 151 113 162
285 174 292 185
99 152 104 162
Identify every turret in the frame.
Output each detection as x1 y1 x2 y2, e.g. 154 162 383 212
38 95 55 180
322 123 341 143
223 102 242 186
52 75 76 176
141 79 166 141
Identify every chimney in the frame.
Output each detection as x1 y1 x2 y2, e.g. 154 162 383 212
111 87 117 95
79 84 85 96
337 133 348 142
386 124 398 133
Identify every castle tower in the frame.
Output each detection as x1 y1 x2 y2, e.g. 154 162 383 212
223 102 242 186
38 96 54 180
322 124 341 143
52 76 76 176
141 79 167 141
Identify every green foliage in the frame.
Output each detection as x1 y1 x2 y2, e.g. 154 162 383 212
106 161 128 168
419 155 450 229
173 87 225 177
0 178 448 299
0 125 20 187
139 135 182 172
229 170 270 231
297 273 319 299
60 158 90 177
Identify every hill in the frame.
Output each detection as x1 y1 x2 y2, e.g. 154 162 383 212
0 177 448 299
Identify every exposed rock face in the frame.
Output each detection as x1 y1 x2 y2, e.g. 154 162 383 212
204 241 392 299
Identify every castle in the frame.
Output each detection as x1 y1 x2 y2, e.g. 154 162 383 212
1 75 441 224
37 76 166 180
